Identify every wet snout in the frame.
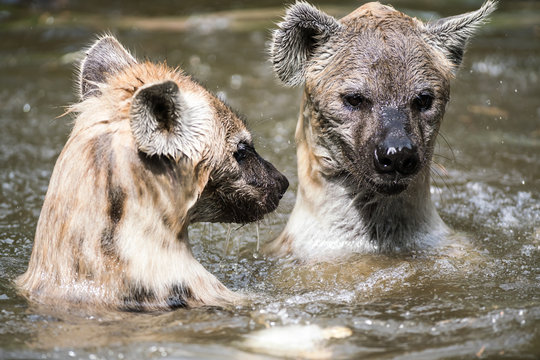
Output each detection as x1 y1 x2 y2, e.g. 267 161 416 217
374 133 419 176
261 157 289 199
373 107 420 177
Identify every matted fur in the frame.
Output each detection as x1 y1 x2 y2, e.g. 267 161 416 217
17 36 288 311
266 1 496 262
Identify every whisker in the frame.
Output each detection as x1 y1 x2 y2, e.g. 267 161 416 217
438 132 456 163
431 161 449 178
430 161 456 196
345 191 363 213
432 153 454 162
234 223 248 231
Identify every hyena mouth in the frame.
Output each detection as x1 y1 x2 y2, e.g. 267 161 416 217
375 180 408 195
364 175 410 196
261 186 287 214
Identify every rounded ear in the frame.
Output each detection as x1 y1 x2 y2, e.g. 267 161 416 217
423 0 497 71
269 1 341 87
79 35 137 100
130 80 211 160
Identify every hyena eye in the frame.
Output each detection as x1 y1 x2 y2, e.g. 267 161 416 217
413 92 434 112
233 142 250 163
342 93 366 109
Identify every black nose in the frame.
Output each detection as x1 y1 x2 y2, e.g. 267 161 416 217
260 156 289 199
277 173 289 199
374 142 419 176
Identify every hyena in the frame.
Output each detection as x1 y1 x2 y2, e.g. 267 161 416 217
17 36 289 311
266 1 496 261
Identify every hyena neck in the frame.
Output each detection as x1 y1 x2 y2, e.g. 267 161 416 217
117 223 239 310
98 161 240 310
17 139 238 311
269 103 449 261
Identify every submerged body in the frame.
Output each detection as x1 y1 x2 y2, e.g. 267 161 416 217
17 36 288 311
266 1 496 261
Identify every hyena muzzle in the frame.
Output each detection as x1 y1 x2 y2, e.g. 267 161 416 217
16 35 288 311
266 1 496 261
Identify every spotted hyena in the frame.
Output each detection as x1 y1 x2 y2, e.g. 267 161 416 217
266 1 496 261
17 36 289 311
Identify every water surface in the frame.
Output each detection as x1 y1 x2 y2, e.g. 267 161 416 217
0 0 539 358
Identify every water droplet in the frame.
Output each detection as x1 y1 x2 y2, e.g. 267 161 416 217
23 103 31 112
189 55 201 67
216 91 227 101
230 74 242 90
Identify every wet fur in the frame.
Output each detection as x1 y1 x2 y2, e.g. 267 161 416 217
266 1 496 261
17 36 288 311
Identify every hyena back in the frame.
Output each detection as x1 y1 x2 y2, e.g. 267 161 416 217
266 1 496 261
17 36 288 311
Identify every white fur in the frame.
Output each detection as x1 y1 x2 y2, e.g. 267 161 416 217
280 169 450 262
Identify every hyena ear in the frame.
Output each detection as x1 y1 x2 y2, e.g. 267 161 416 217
270 1 341 87
423 0 497 70
79 35 137 100
130 80 210 160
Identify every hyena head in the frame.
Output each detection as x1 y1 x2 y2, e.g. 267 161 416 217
270 1 496 196
81 36 288 223
17 35 288 311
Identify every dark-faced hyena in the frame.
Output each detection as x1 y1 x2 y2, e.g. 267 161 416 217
265 1 496 261
16 36 288 311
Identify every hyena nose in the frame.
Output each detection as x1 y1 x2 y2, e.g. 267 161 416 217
262 157 289 199
374 141 420 176
277 173 289 199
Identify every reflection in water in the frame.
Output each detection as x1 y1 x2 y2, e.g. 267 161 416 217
0 0 539 359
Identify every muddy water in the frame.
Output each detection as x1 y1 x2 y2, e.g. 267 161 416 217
0 0 538 359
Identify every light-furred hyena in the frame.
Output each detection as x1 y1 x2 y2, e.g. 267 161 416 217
16 36 288 311
266 1 496 261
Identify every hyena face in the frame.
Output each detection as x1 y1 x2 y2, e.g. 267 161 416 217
190 101 289 224
271 1 495 196
16 35 288 310
266 1 496 259
302 16 451 195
